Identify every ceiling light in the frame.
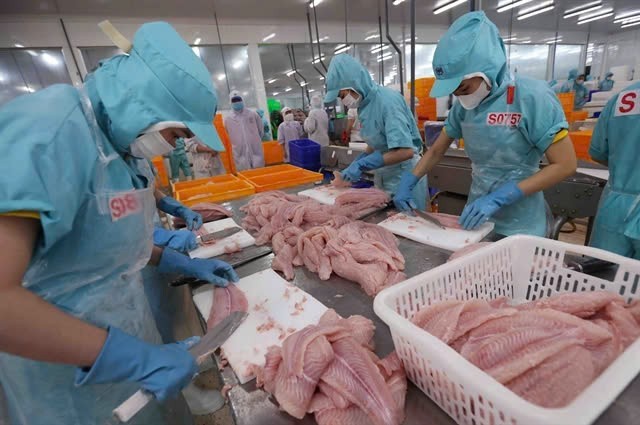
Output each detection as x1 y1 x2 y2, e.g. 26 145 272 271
232 60 243 69
370 45 389 53
497 0 533 13
546 38 562 44
300 82 308 87
563 1 602 18
517 2 555 20
503 36 518 41
334 44 347 50
577 10 613 24
40 53 60 66
309 0 323 8
404 37 418 42
194 37 201 45
334 45 352 54
614 11 640 23
311 55 326 64
312 36 329 43
617 15 640 24
364 34 379 40
0 73 4 82
377 54 393 62
309 89 316 93
285 70 296 76
393 0 407 5
262 33 276 42
266 78 278 84
433 0 467 15
621 20 640 28
192 46 201 57
285 87 292 92
14 43 24 48
319 76 325 80
273 92 280 96
26 50 38 57
217 74 226 81
20 86 35 92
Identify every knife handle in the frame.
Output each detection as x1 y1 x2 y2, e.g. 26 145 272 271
113 389 154 423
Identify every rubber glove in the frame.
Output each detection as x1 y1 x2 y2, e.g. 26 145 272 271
75 327 199 401
153 227 198 253
459 181 524 230
158 196 203 230
393 171 419 212
158 248 239 287
341 151 385 182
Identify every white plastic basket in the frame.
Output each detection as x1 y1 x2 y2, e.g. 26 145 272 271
374 235 640 425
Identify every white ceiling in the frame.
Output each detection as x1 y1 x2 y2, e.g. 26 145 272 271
1 0 639 34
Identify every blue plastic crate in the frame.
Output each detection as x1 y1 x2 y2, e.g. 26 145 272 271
291 158 321 172
289 139 321 165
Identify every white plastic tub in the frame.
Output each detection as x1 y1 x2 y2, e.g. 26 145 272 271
374 235 640 425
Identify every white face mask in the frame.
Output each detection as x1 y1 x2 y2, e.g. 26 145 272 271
458 80 491 110
284 114 294 122
341 90 361 109
130 131 175 159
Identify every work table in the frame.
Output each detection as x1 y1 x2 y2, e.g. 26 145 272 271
187 183 638 425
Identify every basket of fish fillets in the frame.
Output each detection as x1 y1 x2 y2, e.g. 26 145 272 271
374 235 640 425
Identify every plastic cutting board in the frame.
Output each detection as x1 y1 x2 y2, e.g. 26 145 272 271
298 185 349 205
189 217 255 259
377 212 494 252
192 269 327 384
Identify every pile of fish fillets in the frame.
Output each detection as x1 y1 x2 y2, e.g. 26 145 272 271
255 309 407 425
241 190 406 296
411 292 640 408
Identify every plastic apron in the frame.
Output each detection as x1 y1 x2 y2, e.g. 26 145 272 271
460 84 548 237
591 185 640 259
0 90 191 425
374 155 428 211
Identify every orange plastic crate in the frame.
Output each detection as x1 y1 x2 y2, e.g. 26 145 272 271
175 174 255 207
569 130 592 161
214 114 237 175
152 156 169 188
171 173 239 193
263 141 284 165
238 164 323 192
569 110 589 122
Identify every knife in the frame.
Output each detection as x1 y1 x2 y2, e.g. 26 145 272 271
113 311 248 422
196 226 243 245
412 208 447 230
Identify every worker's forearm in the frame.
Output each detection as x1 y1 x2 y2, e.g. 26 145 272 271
412 133 454 178
148 245 164 266
382 148 413 166
0 286 106 367
154 189 167 203
518 163 575 196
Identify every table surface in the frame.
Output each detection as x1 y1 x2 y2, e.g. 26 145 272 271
195 183 638 425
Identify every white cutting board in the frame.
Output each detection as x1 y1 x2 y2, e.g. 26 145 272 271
189 218 255 259
298 185 349 205
192 269 327 384
577 167 609 181
377 212 494 252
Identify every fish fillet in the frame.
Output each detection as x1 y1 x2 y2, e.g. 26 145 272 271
517 291 625 318
315 406 372 425
207 284 248 329
594 302 640 348
255 346 282 395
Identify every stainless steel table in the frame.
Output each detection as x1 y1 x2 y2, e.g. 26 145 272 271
190 184 638 425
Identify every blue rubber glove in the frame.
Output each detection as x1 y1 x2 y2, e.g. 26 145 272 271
393 171 420 212
158 196 203 231
153 227 198 253
459 181 524 230
341 151 385 183
158 248 239 287
75 327 199 401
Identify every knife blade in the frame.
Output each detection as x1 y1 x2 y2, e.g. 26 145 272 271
196 226 243 244
412 209 447 230
113 311 248 422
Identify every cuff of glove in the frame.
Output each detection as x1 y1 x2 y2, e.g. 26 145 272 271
158 196 182 216
358 151 385 171
75 327 142 386
158 248 190 274
496 181 525 206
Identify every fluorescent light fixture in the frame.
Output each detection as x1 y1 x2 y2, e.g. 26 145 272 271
232 60 243 69
300 82 308 87
404 37 418 42
311 55 326 64
617 15 640 24
334 45 352 54
217 74 226 81
497 0 533 13
563 1 602 18
262 33 276 42
433 0 467 15
14 43 24 48
194 37 201 45
614 11 640 23
502 36 518 41
285 87 292 92
285 70 296 76
266 78 278 84
334 43 347 50
577 10 613 24
312 36 329 43
377 54 393 62
191 46 201 57
393 0 407 5
319 76 325 80
309 0 323 8
364 34 379 40
546 38 562 44
370 45 389 53
40 53 60 66
273 92 280 96
518 2 555 20
309 89 316 92
621 20 640 28
520 40 532 43
26 50 38 57
20 86 35 92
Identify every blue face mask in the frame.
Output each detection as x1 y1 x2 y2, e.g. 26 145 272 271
232 102 244 111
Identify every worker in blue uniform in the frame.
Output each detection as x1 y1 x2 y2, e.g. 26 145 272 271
598 72 615 91
561 73 589 110
394 11 577 236
324 54 428 210
0 21 238 425
589 82 640 258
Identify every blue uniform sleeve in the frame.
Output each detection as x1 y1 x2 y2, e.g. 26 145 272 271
0 86 95 254
383 94 421 150
589 94 615 162
519 82 568 152
444 102 464 140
